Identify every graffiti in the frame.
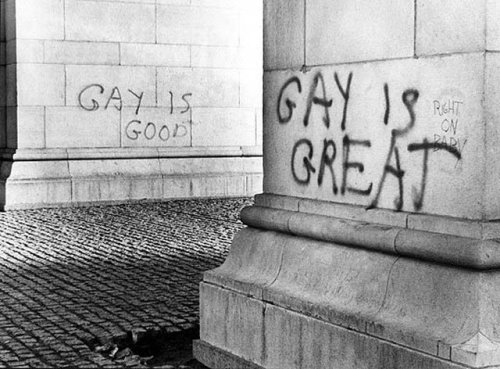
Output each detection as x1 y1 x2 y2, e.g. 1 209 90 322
125 120 189 142
78 84 192 144
432 98 467 158
278 72 466 212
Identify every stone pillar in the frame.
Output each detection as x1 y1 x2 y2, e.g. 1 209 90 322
0 0 262 209
195 1 500 368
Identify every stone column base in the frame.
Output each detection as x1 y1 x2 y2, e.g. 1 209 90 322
0 149 262 209
195 194 500 369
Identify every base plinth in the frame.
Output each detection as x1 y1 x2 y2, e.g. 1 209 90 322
196 196 500 369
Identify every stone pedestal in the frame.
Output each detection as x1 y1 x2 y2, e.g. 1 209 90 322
195 1 500 368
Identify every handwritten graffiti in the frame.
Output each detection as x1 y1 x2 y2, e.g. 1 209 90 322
432 98 467 157
78 84 192 144
278 71 464 212
125 120 189 142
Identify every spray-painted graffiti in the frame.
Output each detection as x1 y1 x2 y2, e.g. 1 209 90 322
278 71 464 212
78 84 192 145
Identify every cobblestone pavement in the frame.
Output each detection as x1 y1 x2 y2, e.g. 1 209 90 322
0 197 253 368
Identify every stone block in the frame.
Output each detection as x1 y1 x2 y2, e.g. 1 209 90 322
7 39 44 64
254 193 300 211
238 0 262 49
239 47 263 70
256 110 263 146
264 0 304 70
191 46 240 69
157 67 239 108
0 1 5 42
7 106 45 149
0 65 5 106
240 69 263 108
44 41 120 65
15 0 64 40
162 176 190 199
191 0 240 7
192 108 256 147
417 0 485 56
157 5 239 46
16 64 65 106
159 157 260 175
157 0 189 4
46 107 120 148
407 213 482 239
69 158 163 202
487 0 500 51
65 1 155 42
72 176 163 203
69 158 161 178
247 174 263 195
484 53 500 220
204 227 285 298
306 0 414 65
120 43 189 67
2 179 72 208
66 65 156 108
263 53 485 219
263 233 396 332
261 304 468 369
199 283 265 366
4 0 15 41
121 107 191 148
6 64 15 106
0 107 5 148
190 175 247 197
6 160 69 180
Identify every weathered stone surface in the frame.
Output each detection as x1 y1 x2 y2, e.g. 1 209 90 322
1 0 263 208
306 0 414 65
416 0 485 56
201 225 500 368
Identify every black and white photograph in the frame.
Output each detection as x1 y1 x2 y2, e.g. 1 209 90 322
0 0 495 368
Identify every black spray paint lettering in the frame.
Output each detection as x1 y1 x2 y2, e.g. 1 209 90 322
128 89 144 115
291 139 316 185
78 84 104 112
125 120 188 142
334 72 353 131
407 140 461 211
277 77 302 124
317 139 338 195
342 135 373 196
279 71 466 212
383 83 390 125
78 85 192 116
181 93 192 114
104 87 123 111
369 89 419 211
303 72 332 128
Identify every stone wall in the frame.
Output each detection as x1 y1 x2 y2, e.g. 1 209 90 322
264 0 500 220
0 0 262 209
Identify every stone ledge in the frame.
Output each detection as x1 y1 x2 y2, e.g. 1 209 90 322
241 205 500 269
256 194 500 239
0 146 263 161
0 157 262 209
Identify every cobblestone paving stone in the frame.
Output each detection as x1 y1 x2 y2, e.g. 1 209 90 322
0 197 253 368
